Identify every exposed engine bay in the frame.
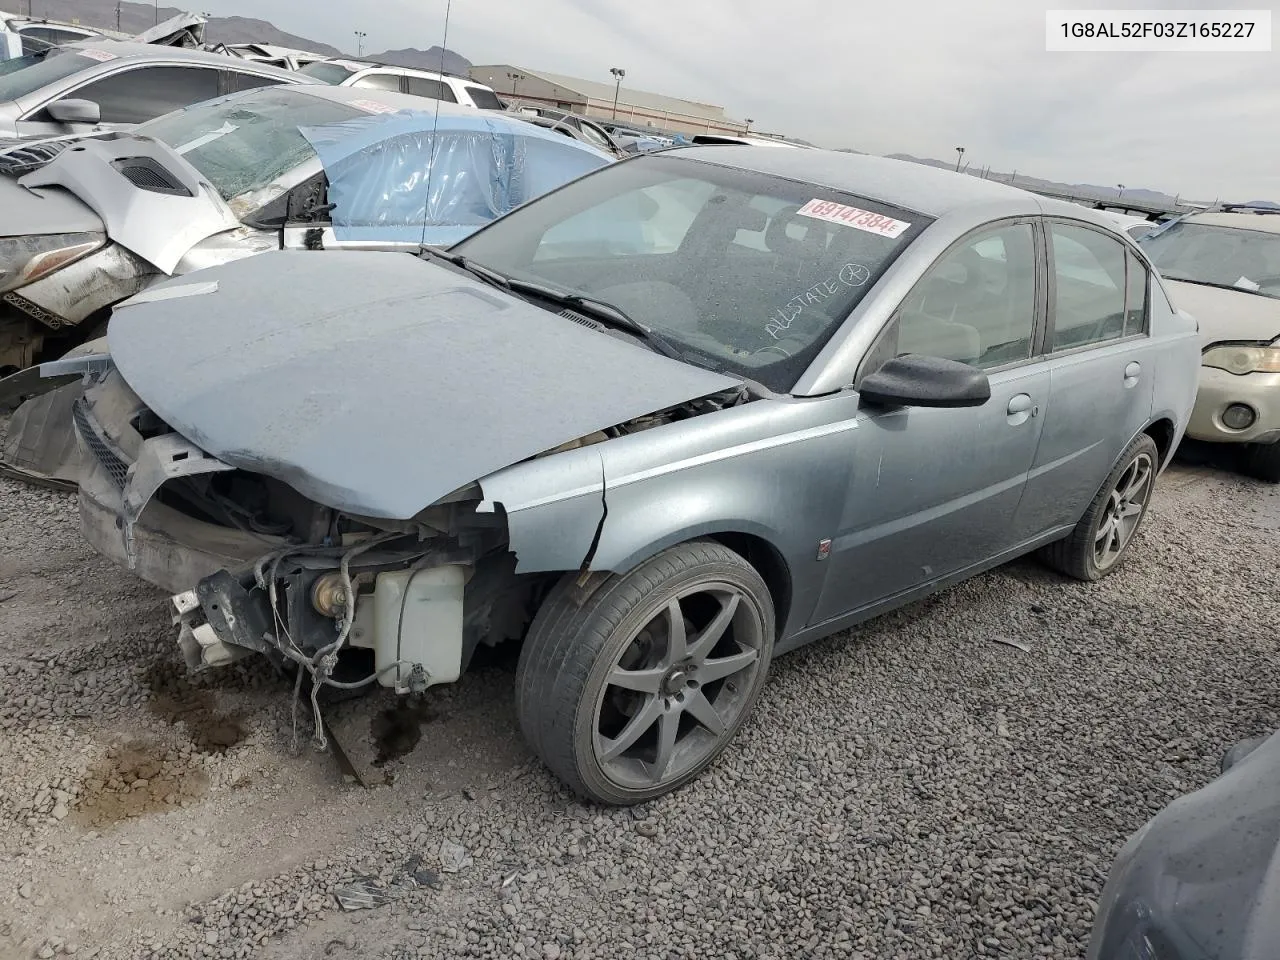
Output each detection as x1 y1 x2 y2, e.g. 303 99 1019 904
71 361 750 745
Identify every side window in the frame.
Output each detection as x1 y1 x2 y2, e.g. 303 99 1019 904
1124 248 1149 336
1050 223 1128 350
351 72 401 92
889 222 1038 369
225 71 288 94
70 66 220 123
405 76 456 102
463 85 504 109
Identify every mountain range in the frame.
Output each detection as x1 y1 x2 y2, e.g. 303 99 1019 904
886 153 1208 209
15 0 472 73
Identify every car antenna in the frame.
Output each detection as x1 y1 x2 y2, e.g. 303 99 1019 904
420 0 454 250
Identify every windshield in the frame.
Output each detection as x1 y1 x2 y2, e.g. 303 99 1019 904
298 61 357 85
137 87 362 203
452 155 930 391
0 48 96 101
1143 221 1280 300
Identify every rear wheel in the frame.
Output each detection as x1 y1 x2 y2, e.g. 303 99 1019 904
1243 440 1280 483
516 541 774 805
1040 433 1159 581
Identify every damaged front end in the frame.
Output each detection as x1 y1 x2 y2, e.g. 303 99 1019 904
74 365 544 699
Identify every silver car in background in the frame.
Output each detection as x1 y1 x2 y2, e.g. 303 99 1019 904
0 39 307 139
65 148 1199 804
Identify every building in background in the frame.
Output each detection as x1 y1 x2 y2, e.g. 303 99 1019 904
468 64 749 136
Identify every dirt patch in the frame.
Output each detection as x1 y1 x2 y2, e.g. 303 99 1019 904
371 697 439 767
70 740 210 829
142 657 247 754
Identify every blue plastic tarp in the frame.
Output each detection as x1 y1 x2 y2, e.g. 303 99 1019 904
299 110 612 246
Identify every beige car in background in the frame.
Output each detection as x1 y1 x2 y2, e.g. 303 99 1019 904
1142 209 1280 482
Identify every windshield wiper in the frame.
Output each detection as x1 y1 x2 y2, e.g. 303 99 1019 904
498 280 691 363
1161 274 1276 297
417 250 695 363
417 247 513 292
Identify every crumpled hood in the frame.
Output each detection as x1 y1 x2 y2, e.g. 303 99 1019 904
1164 279 1280 347
106 250 740 519
0 177 103 238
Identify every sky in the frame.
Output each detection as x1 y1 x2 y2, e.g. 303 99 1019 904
195 0 1277 201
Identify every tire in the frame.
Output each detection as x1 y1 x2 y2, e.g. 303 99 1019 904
1243 440 1280 483
1039 433 1160 582
515 540 775 805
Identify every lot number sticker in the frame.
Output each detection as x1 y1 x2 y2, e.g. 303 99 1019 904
797 199 911 238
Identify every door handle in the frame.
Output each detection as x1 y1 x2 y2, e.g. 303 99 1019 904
1124 361 1142 387
1007 393 1033 415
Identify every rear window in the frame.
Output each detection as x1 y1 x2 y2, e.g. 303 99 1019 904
464 84 504 109
0 47 98 101
297 61 356 85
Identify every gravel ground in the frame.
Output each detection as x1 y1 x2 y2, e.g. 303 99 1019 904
0 450 1277 960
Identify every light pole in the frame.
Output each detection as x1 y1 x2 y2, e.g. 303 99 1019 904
610 67 625 119
954 146 965 172
154 0 159 25
507 71 524 95
354 30 366 57
744 117 753 133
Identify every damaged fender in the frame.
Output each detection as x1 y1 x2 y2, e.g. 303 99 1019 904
16 243 155 328
477 444 607 573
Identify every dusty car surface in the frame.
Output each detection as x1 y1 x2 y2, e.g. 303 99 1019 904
0 39 305 141
1087 728 1280 960
1142 208 1280 481
65 148 1199 803
0 82 611 374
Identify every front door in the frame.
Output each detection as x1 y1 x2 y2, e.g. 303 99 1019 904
811 219 1051 623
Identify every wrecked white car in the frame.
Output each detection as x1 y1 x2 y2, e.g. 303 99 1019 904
0 82 611 373
66 149 1197 803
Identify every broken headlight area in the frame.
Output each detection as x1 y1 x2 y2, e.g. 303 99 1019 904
169 517 539 702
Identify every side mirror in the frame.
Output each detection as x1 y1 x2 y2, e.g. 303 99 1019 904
859 354 991 408
47 98 101 124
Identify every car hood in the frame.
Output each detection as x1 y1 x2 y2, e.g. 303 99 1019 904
1163 278 1280 347
19 134 240 274
106 250 740 519
0 177 102 238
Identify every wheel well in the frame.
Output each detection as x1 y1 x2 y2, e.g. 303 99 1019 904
1144 418 1176 466
706 532 792 638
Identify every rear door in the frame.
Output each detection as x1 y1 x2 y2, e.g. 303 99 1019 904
1013 220 1156 535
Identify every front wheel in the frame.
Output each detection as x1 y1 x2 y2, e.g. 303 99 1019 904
516 541 775 805
1039 433 1159 582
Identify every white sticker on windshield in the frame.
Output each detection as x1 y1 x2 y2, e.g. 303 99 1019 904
174 121 237 155
796 199 911 239
350 98 398 115
77 48 118 63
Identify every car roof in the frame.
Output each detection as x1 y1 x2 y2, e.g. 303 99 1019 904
58 39 305 79
1184 211 1280 234
271 82 489 118
668 145 1068 219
